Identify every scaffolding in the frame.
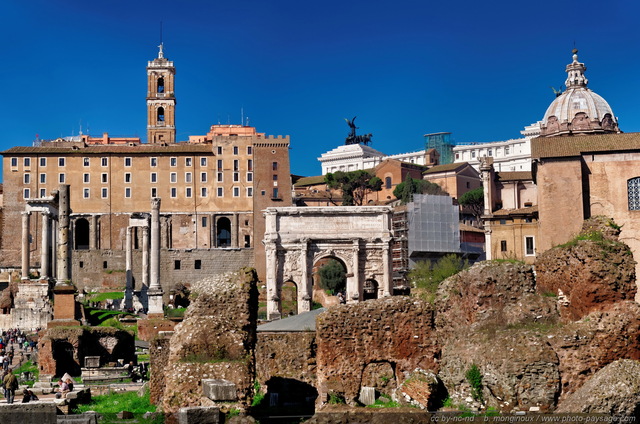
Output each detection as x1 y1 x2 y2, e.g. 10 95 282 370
424 132 455 165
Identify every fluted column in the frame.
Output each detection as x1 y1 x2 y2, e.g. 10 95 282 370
266 243 280 320
347 238 360 303
124 227 133 309
21 211 31 280
142 226 149 288
147 198 163 315
382 238 392 297
298 239 311 313
41 211 50 279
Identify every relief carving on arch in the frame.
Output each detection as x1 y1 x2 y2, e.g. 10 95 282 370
281 249 301 282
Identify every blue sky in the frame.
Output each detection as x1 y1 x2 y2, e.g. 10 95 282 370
1 0 639 179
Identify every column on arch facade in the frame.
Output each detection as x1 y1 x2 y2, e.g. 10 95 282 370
298 239 311 313
347 238 360 303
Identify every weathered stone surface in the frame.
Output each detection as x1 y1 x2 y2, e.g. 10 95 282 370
150 331 172 406
359 387 376 406
536 217 637 321
161 269 258 413
202 379 237 401
436 261 558 333
177 406 221 424
0 403 57 424
548 301 640 399
556 359 640 415
56 413 99 424
304 405 431 423
398 369 443 410
255 332 316 389
316 296 438 405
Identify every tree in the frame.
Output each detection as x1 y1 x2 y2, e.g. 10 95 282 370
458 187 484 222
393 174 448 204
324 170 383 206
408 254 468 302
318 259 346 294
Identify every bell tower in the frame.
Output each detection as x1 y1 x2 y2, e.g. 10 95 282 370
147 43 176 143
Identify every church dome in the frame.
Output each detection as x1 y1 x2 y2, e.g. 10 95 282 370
540 50 619 137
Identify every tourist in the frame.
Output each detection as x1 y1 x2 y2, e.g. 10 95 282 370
21 388 38 403
54 378 69 399
3 370 18 404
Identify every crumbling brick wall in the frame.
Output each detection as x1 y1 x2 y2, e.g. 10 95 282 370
256 331 317 389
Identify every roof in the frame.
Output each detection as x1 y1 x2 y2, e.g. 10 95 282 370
496 171 533 181
1 144 214 155
257 308 325 332
531 132 640 159
459 223 484 233
294 175 326 187
423 162 468 175
491 205 538 217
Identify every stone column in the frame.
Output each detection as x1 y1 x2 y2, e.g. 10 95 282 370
147 198 164 315
21 211 31 280
382 238 392 297
347 238 360 303
41 211 50 279
265 243 280 320
232 213 239 248
124 226 133 309
298 239 311 313
89 215 98 250
142 226 149 288
57 184 70 284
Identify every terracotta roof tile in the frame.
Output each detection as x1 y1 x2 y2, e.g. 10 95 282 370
423 162 468 175
1 144 214 155
491 205 538 216
496 171 532 181
294 175 326 187
531 132 640 159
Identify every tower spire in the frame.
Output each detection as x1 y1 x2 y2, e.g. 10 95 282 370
565 48 588 89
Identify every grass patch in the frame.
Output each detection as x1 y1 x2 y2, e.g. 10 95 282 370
87 291 125 302
74 388 158 418
165 307 186 319
252 380 265 407
366 395 402 408
13 360 38 387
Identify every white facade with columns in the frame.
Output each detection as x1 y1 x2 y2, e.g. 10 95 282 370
263 206 394 320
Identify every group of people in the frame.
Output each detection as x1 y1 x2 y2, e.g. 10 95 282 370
54 377 74 399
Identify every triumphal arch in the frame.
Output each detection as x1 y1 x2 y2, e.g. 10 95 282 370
263 206 394 320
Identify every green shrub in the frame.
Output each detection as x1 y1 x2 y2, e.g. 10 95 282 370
328 392 345 404
465 364 483 402
409 254 468 301
252 380 265 407
318 259 346 295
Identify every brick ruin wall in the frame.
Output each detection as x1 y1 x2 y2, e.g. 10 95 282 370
256 331 317 391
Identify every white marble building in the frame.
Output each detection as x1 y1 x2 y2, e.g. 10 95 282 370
318 144 427 175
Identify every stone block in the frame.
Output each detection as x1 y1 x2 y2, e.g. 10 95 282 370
84 356 100 368
0 403 57 424
56 413 98 424
117 411 134 419
178 406 221 424
202 379 237 401
359 386 376 406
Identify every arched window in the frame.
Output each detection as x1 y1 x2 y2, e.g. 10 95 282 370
216 217 232 247
363 279 379 300
157 77 165 93
157 107 165 122
75 218 90 250
628 177 640 210
385 176 392 189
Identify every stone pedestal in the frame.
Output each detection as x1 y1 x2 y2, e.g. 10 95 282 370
48 284 80 328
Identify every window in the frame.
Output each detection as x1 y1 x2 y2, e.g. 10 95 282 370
200 157 207 167
272 174 278 181
157 107 165 122
101 157 108 167
151 173 157 183
170 172 177 183
103 261 108 269
39 157 46 167
171 187 177 198
466 181 470 188
124 157 132 167
83 157 90 167
272 162 278 171
83 188 90 199
217 146 222 155
125 173 131 183
233 172 239 182
101 173 108 183
247 159 253 171
151 187 157 198
233 160 239 171
170 157 177 167
201 172 207 182
201 187 207 197
157 77 164 93
174 260 181 270
505 146 510 155
195 260 202 270
186 158 192 167
185 172 192 183
24 157 31 167
40 188 46 198
186 187 192 198
217 187 223 197
233 187 240 197
150 157 157 167
83 173 90 183
247 146 252 155
487 149 493 157
500 240 507 252
59 173 65 183
217 172 223 182
385 177 391 189
471 151 476 159
247 187 253 197
233 146 238 155
37 173 45 184
247 172 253 182
23 188 30 199
499 219 506 225
202 216 207 227
525 237 535 256
628 177 640 210
217 160 223 170
272 188 279 198
125 188 131 198
23 174 30 184
102 188 108 198
11 158 17 167
455 153 460 160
